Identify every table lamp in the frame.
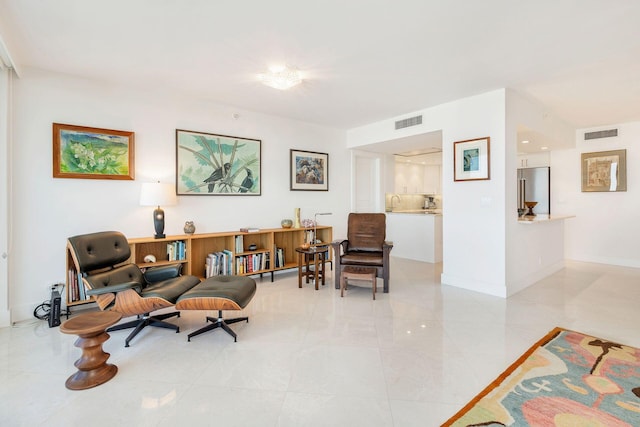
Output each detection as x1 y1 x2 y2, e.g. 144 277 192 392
313 212 332 244
140 182 177 239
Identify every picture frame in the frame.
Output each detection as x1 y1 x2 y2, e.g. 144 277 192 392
581 149 627 192
290 149 329 191
176 129 261 195
52 123 135 180
454 136 490 182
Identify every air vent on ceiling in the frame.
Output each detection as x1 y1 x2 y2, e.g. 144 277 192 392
395 115 422 130
584 129 618 140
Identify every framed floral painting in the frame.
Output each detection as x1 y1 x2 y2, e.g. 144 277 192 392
53 123 135 180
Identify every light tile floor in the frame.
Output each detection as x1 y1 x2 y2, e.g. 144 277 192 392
1 258 639 426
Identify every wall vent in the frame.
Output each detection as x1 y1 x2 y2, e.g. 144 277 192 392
584 129 618 140
395 115 422 130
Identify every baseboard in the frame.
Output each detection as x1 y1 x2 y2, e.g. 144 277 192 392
440 273 507 298
567 255 640 269
508 260 565 296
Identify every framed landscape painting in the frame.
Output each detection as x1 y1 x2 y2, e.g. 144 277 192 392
290 149 328 191
581 149 627 192
53 123 135 180
176 129 261 195
454 136 490 182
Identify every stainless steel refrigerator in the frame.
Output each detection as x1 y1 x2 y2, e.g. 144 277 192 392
518 167 550 215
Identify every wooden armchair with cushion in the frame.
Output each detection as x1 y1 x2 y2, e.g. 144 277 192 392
67 231 200 347
331 213 393 293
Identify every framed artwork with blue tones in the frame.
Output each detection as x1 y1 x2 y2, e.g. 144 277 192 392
290 149 329 191
454 136 490 182
53 123 135 180
176 129 261 195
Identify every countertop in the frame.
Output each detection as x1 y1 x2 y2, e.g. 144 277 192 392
386 209 442 215
518 214 575 224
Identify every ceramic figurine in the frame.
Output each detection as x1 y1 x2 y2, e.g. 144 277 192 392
183 221 196 234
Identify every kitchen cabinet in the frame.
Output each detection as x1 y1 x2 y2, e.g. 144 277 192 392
518 152 549 168
394 162 424 193
395 152 442 194
423 164 441 194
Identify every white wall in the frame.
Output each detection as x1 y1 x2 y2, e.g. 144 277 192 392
348 90 510 297
505 90 575 295
553 121 640 267
8 68 350 322
0 67 12 326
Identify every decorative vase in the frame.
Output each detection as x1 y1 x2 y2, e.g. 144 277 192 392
294 208 301 228
524 201 538 216
183 221 196 234
281 219 293 228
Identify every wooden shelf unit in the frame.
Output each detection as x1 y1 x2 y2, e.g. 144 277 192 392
65 226 332 307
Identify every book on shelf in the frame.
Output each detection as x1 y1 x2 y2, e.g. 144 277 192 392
77 272 86 301
272 246 285 268
166 240 186 261
240 227 260 233
235 235 244 253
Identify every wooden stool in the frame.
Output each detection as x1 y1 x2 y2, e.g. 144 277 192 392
296 245 328 290
60 311 122 390
340 266 377 300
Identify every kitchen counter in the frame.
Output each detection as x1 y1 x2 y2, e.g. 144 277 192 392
518 214 575 224
386 209 442 215
386 212 442 263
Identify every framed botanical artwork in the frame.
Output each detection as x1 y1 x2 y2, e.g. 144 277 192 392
52 123 135 180
454 136 490 182
176 129 261 195
581 149 627 192
290 149 329 191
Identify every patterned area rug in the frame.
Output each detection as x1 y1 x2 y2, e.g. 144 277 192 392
443 327 640 426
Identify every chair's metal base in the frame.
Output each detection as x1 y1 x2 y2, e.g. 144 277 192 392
187 310 248 342
107 311 180 347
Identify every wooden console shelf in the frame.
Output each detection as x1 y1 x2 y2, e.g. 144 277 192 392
65 226 332 307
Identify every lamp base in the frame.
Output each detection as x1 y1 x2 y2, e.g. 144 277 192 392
153 207 166 240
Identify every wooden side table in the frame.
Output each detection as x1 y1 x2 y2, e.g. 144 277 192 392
340 266 377 300
60 311 122 390
296 245 328 290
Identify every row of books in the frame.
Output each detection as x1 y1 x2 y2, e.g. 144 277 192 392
67 269 89 302
168 240 187 261
204 250 234 277
236 252 269 274
205 246 285 276
274 247 286 268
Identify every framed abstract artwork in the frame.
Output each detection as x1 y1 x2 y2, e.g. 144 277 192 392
454 136 490 182
176 129 261 195
290 149 329 191
581 149 627 192
52 123 135 180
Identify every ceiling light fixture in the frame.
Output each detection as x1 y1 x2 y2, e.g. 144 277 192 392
258 65 302 90
521 140 530 144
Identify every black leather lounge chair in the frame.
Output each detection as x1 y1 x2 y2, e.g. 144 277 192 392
67 231 200 347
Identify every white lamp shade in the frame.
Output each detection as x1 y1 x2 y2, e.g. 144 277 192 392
140 182 177 207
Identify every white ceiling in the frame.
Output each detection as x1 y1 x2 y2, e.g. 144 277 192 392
1 0 639 131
